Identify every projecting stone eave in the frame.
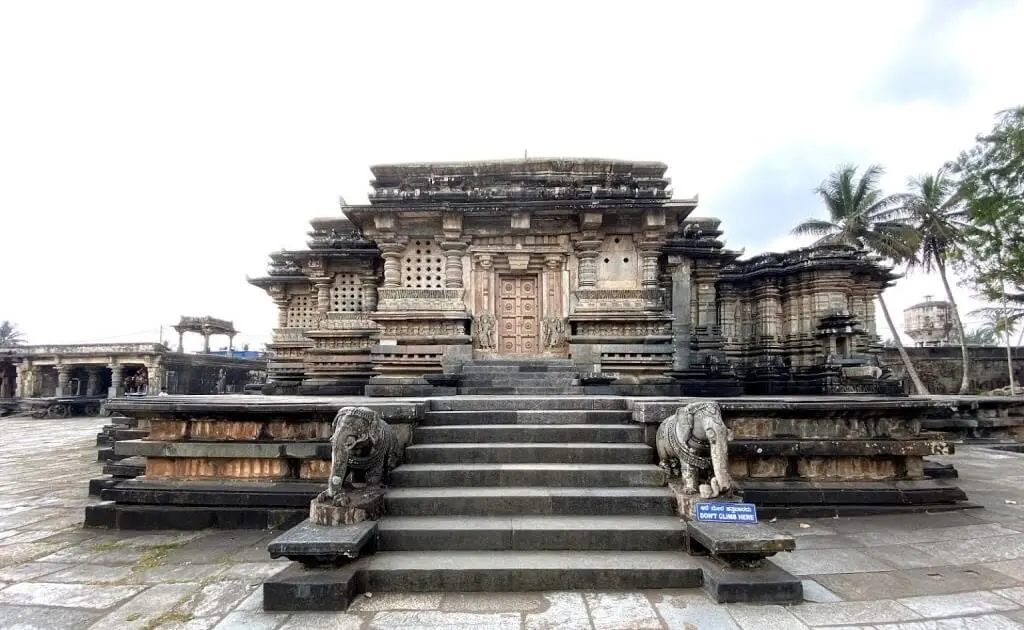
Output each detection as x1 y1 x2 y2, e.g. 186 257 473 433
246 274 308 289
368 157 670 179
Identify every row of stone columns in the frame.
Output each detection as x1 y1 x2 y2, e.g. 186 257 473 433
4 361 166 399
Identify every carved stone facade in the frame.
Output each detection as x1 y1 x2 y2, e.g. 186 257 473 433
248 158 897 394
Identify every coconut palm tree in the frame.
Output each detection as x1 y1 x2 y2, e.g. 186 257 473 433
898 168 972 393
792 163 930 394
0 321 25 347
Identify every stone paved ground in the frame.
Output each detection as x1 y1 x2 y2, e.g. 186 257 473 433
5 418 1024 629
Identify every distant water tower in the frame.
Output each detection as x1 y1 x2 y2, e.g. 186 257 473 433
903 295 955 347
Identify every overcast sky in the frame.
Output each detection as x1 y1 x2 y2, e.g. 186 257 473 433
3 1 1022 351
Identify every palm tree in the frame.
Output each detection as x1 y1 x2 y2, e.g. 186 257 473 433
898 168 972 393
963 326 998 346
792 163 930 394
0 321 25 347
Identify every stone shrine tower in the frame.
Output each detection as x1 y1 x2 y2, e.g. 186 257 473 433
249 158 898 395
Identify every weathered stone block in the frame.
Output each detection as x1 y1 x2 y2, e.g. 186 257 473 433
266 421 332 440
146 457 290 480
149 420 187 441
190 420 262 440
730 417 773 439
310 489 385 526
299 460 331 480
796 456 896 480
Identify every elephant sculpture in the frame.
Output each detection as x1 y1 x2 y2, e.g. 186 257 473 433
316 406 399 507
656 400 734 499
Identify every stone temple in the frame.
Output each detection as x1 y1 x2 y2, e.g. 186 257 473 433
248 158 897 397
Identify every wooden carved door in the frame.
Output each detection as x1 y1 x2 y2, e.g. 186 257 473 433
498 275 539 355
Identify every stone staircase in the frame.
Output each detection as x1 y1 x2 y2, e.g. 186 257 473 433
454 358 584 395
353 396 699 591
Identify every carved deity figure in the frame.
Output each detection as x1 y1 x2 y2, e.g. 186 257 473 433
475 311 496 349
656 401 734 499
317 406 399 507
542 313 565 348
215 368 227 394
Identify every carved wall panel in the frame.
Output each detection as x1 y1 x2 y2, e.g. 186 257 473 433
286 294 317 328
596 235 639 289
401 240 444 288
330 273 365 312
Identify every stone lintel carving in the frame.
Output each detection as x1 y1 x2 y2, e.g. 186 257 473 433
311 406 399 526
573 288 665 312
375 288 466 312
657 401 734 499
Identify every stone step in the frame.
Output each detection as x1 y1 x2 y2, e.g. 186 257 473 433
457 375 579 384
385 487 678 516
265 550 704 610
419 410 633 426
414 424 644 444
377 515 685 551
404 442 654 464
456 387 585 395
389 463 666 488
462 359 576 367
459 365 579 374
429 397 629 412
357 550 702 591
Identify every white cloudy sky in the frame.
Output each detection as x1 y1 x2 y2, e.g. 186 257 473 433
3 1 1022 350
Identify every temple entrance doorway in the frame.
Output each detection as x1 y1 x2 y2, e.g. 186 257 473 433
497 274 539 355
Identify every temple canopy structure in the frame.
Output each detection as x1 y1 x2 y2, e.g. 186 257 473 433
173 316 237 353
248 158 898 396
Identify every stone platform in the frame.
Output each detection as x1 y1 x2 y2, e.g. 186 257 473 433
83 393 985 530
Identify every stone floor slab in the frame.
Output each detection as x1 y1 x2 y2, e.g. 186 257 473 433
586 592 661 630
815 566 1019 601
524 592 590 630
873 614 1024 629
441 592 546 613
0 603 103 629
726 603 809 629
349 592 443 612
791 600 923 626
896 590 1018 618
0 581 145 609
86 583 200 630
652 591 741 629
771 548 895 575
368 610 522 629
277 612 364 629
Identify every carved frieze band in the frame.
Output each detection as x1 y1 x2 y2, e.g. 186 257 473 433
376 288 466 312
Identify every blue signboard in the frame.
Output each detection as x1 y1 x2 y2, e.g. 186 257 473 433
695 502 758 524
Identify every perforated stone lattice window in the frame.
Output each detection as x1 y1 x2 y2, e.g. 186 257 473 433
402 240 444 288
286 295 315 328
331 274 364 312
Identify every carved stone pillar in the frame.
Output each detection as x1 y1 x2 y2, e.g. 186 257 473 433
543 254 565 316
475 254 493 311
14 362 27 398
201 327 211 353
380 242 405 289
147 359 166 396
313 276 333 322
361 276 378 312
640 249 661 289
108 363 123 399
86 368 100 396
575 240 602 289
55 365 70 398
667 256 692 371
177 331 185 353
440 241 468 289
273 297 290 329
